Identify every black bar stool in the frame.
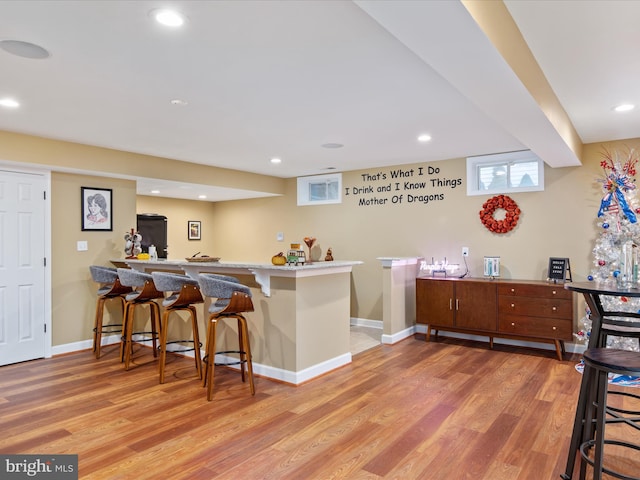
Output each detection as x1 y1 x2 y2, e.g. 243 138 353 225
151 272 204 384
116 268 163 370
89 266 132 359
575 348 640 480
197 273 255 401
562 295 640 480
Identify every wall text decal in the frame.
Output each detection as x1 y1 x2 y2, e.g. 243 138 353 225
345 165 463 207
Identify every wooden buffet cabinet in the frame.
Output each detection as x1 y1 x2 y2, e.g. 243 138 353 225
416 277 574 360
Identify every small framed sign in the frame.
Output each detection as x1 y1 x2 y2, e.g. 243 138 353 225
548 257 572 283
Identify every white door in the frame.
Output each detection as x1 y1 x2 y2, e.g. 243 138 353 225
0 170 46 365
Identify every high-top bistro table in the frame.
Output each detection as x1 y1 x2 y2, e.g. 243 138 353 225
561 281 640 479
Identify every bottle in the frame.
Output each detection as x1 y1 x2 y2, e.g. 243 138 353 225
149 245 157 261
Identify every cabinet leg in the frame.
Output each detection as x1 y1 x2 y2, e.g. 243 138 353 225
489 337 494 349
554 340 564 361
425 325 431 342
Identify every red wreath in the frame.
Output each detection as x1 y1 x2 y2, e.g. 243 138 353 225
479 195 521 234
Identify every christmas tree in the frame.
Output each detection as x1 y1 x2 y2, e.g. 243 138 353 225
575 148 640 353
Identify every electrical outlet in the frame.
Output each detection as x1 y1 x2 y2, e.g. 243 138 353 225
462 247 469 257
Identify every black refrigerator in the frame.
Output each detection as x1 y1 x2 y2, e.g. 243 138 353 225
136 214 168 258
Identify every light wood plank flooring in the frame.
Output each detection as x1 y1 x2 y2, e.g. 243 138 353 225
1 336 638 479
350 325 381 355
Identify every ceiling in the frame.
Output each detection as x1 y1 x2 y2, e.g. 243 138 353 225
1 1 639 201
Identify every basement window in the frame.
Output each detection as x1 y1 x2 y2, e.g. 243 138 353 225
297 173 342 206
466 150 544 196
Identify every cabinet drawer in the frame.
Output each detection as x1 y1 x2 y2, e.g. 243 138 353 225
498 283 572 300
499 314 572 340
498 295 572 319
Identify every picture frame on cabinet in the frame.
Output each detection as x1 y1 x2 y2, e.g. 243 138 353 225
188 220 201 240
81 187 113 231
548 257 572 283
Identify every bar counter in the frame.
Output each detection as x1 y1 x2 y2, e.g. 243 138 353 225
112 258 362 385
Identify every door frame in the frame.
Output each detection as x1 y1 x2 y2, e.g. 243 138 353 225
0 160 52 359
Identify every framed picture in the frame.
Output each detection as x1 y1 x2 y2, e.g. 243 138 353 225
81 187 113 231
188 220 201 240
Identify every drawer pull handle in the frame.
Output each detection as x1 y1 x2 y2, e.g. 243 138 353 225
511 288 515 293
552 326 557 330
552 290 557 295
511 322 515 326
552 306 557 311
511 303 515 308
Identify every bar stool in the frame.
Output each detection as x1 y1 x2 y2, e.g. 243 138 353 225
198 273 255 401
151 272 204 384
576 348 640 480
116 268 163 370
89 266 132 359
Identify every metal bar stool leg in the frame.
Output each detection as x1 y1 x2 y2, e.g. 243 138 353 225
562 363 594 480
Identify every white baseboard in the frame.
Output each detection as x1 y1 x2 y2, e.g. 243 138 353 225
52 335 352 386
381 326 415 345
350 317 382 329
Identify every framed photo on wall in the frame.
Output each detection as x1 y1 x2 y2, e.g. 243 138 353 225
81 187 113 231
188 220 201 240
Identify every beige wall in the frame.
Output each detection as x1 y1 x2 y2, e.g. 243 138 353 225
204 144 611 321
3 130 637 349
51 172 137 345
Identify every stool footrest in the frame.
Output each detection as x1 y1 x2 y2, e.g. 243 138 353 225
159 340 202 355
122 331 159 342
204 350 249 366
579 439 640 480
94 324 122 334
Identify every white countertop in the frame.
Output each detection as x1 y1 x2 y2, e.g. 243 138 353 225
122 258 361 271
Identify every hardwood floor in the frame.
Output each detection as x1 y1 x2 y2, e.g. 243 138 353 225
1 336 638 479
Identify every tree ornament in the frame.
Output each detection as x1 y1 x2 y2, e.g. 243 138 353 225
602 222 609 229
587 275 594 281
598 259 606 266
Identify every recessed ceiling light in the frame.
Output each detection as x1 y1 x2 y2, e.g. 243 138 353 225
270 158 282 164
0 40 50 59
170 99 188 106
151 9 187 27
198 195 207 199
614 104 635 112
150 190 160 194
417 134 432 142
321 143 344 149
0 98 20 108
